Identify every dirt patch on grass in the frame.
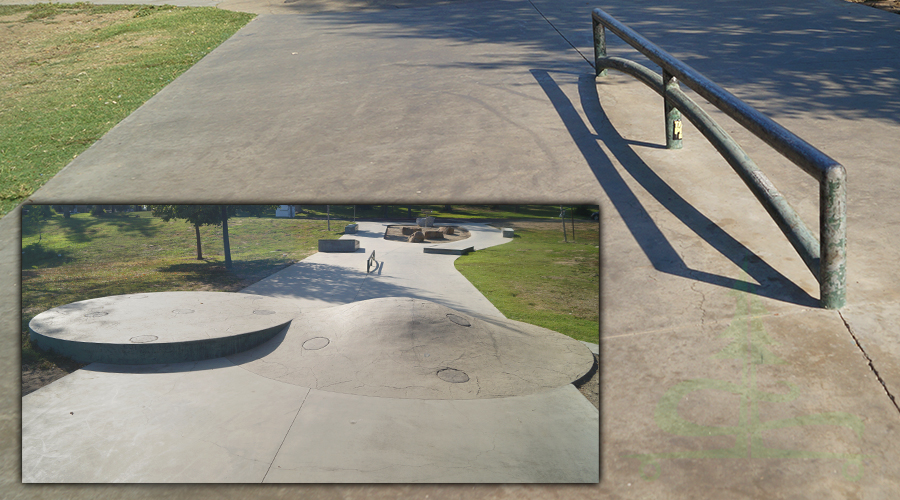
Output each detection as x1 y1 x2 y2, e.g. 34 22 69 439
22 365 72 397
0 10 137 89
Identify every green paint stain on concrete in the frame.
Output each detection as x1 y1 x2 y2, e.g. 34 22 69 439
629 276 864 481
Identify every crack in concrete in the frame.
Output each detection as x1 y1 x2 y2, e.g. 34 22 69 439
690 281 708 330
839 311 900 416
262 392 309 483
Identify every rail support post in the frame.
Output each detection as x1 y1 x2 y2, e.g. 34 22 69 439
593 17 607 77
820 165 847 309
663 70 683 150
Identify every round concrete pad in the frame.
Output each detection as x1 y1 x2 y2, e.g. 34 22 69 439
29 292 302 364
227 297 594 399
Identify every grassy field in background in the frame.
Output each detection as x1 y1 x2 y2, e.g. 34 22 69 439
0 3 255 215
21 208 343 369
455 221 600 344
290 204 596 221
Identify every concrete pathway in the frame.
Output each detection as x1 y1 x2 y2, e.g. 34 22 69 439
5 0 900 497
241 222 511 316
21 222 599 483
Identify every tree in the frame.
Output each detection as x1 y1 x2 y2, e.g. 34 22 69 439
151 205 224 260
52 205 75 218
151 205 274 266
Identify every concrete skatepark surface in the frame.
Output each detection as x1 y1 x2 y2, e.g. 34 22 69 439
4 0 900 497
226 297 593 399
28 292 302 364
21 222 599 482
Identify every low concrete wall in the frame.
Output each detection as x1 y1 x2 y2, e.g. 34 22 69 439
424 246 474 255
344 224 358 234
29 322 290 365
319 239 360 252
501 228 514 238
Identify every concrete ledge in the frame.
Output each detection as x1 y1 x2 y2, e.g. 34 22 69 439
30 322 290 365
27 292 301 365
423 246 474 255
344 224 358 234
318 239 359 252
502 228 514 238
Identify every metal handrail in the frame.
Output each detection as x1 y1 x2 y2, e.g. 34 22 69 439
367 250 376 273
592 8 846 309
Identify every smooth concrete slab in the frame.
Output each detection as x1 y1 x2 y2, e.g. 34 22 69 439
265 385 598 483
28 2 601 204
22 355 597 483
22 357 311 483
227 297 594 399
28 291 301 364
602 304 900 497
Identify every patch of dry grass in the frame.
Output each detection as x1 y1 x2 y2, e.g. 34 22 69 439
0 4 255 215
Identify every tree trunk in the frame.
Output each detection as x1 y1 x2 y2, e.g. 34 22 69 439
194 224 203 259
221 206 232 270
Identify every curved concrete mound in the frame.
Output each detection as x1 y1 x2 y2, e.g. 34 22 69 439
29 292 302 365
227 297 595 399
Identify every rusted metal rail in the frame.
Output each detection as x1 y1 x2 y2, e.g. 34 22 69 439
592 8 846 308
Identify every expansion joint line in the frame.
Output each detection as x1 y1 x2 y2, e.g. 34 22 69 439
527 0 594 68
262 393 309 482
839 311 900 416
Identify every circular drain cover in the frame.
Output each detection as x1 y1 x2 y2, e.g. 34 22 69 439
437 368 469 383
446 314 471 327
253 310 276 315
302 337 330 350
172 309 194 314
84 312 108 318
130 335 158 343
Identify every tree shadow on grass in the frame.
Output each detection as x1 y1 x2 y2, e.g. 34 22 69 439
22 211 160 242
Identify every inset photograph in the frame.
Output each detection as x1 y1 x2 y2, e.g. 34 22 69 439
21 203 599 483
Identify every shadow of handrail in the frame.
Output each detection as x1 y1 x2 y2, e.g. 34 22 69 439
531 68 817 307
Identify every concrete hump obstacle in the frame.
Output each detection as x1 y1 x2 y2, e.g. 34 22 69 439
227 297 595 400
318 239 359 252
28 292 302 365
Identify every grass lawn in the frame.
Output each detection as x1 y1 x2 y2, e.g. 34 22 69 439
290 204 596 221
454 221 600 344
0 3 255 216
21 207 343 369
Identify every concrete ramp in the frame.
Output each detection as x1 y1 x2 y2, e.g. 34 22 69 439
227 297 594 399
